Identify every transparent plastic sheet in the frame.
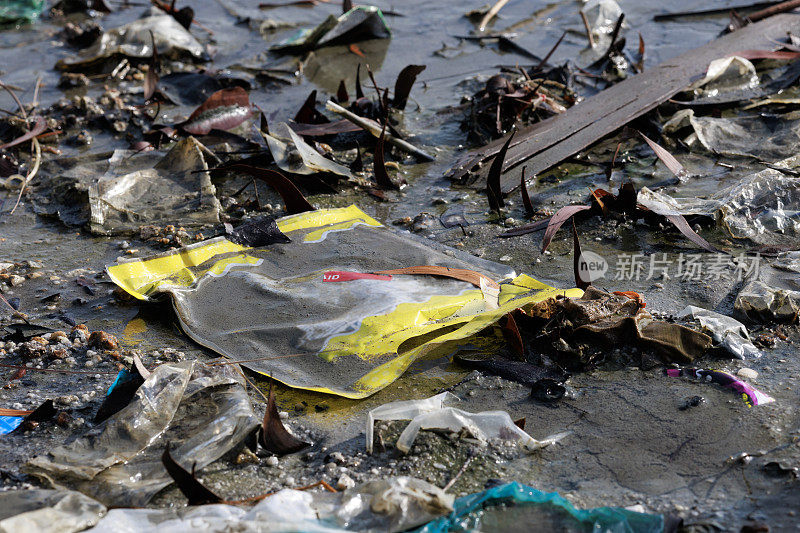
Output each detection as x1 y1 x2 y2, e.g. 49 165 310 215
664 109 800 161
678 306 760 359
88 137 221 235
25 361 259 507
107 206 582 398
638 156 800 248
34 137 220 235
367 392 566 454
0 489 106 533
56 11 207 70
417 482 664 533
83 476 450 533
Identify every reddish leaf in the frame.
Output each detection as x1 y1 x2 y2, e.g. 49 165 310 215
183 87 252 135
391 64 426 111
336 79 349 104
541 205 591 252
520 165 533 218
260 384 311 456
349 44 365 58
500 313 524 358
343 0 352 12
294 90 328 125
350 141 363 172
162 442 222 505
639 132 687 180
572 218 590 290
355 64 364 99
225 164 315 215
143 31 160 102
0 116 46 151
637 32 645 72
487 130 515 213
373 122 398 190
498 217 550 238
374 266 500 290
730 49 800 60
665 214 721 253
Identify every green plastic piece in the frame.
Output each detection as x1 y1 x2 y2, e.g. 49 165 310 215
0 0 44 24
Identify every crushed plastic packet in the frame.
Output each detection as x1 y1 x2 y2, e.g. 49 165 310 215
678 306 760 359
25 361 258 507
666 368 774 407
366 392 567 454
108 206 582 398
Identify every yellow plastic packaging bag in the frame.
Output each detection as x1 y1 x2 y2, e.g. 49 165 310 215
108 206 581 398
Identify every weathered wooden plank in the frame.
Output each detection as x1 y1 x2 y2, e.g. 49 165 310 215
446 14 800 193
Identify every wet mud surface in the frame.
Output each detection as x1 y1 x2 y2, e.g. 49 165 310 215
1 0 800 531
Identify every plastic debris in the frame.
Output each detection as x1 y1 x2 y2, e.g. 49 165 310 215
638 155 800 248
664 108 800 161
26 361 259 507
264 122 354 178
666 368 774 407
56 12 207 71
271 6 390 52
8 477 450 532
366 392 567 454
678 306 760 359
0 0 44 24
0 489 106 533
36 137 220 235
0 408 30 435
108 206 582 398
418 481 664 533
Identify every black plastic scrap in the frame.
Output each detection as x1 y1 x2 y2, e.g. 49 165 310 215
224 216 291 248
447 14 800 193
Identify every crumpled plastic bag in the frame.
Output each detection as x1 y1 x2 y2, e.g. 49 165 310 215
25 361 259 507
56 12 207 71
664 108 800 161
0 489 106 533
86 476 449 532
35 137 220 235
687 56 760 97
418 481 664 533
108 206 582 398
580 0 623 37
678 306 760 359
638 155 800 248
367 392 567 454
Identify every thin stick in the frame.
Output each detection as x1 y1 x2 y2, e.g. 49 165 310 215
747 0 800 22
579 9 596 48
10 137 40 214
207 353 308 366
325 100 434 161
31 76 42 111
536 30 567 70
443 454 474 491
479 0 510 32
